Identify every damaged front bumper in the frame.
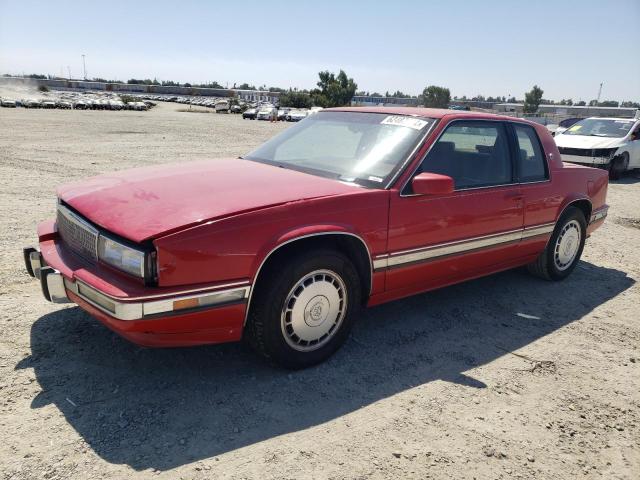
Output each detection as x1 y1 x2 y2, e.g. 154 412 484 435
22 224 249 347
23 247 70 304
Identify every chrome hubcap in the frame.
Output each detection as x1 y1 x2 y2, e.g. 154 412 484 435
554 220 581 271
281 269 347 352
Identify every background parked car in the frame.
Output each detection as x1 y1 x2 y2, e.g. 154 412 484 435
277 108 290 121
286 109 308 121
215 100 230 113
22 99 40 108
257 105 277 120
242 107 258 120
555 117 640 179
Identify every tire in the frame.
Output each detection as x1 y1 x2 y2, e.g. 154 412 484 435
246 249 361 369
608 153 629 180
527 206 587 281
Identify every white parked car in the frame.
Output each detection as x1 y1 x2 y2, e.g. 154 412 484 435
554 117 640 179
215 100 230 113
286 109 309 122
257 105 277 120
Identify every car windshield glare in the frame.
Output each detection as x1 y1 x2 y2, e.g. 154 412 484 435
563 118 634 138
245 111 434 187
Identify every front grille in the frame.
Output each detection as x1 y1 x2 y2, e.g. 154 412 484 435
558 147 591 157
558 147 615 158
56 204 99 261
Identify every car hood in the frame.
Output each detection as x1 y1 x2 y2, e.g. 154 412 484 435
554 134 624 149
57 158 360 243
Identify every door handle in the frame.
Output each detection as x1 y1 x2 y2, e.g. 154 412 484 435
504 192 524 201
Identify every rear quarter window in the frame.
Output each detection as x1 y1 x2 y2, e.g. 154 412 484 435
513 124 548 182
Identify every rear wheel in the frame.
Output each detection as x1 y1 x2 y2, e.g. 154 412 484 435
527 206 587 281
246 249 361 369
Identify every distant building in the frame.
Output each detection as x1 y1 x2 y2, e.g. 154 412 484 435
493 103 638 118
234 89 280 104
351 95 419 107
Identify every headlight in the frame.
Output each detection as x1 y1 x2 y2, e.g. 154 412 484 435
98 235 152 279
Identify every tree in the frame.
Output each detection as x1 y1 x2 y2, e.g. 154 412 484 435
279 90 313 108
237 83 256 90
389 90 412 98
523 85 544 113
575 100 586 106
311 69 358 107
196 81 223 89
621 100 640 108
421 85 451 108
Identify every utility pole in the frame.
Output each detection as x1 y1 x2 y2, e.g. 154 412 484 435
81 54 87 80
67 66 71 80
596 82 603 106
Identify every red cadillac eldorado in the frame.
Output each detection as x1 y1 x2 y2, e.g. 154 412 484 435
24 107 609 368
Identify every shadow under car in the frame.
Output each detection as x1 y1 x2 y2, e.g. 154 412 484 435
17 261 634 471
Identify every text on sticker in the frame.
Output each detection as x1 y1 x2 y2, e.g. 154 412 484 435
381 115 428 130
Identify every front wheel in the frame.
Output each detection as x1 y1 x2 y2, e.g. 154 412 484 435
246 250 361 369
527 206 587 281
608 153 629 180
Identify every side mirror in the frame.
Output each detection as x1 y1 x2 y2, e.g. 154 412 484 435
411 172 454 196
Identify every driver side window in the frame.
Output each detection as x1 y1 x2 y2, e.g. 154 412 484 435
418 121 512 190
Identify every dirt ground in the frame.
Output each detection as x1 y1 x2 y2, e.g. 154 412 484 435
0 103 638 480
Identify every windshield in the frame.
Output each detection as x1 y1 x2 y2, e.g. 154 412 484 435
245 111 434 187
562 118 635 138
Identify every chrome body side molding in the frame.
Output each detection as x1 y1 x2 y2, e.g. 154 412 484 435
373 223 555 271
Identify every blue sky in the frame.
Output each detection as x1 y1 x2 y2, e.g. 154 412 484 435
1 0 639 102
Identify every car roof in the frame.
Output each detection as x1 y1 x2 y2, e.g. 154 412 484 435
324 106 523 122
583 116 637 122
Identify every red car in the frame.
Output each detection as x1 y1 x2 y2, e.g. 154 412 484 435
24 107 609 368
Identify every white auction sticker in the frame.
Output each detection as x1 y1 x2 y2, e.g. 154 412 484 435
381 115 428 130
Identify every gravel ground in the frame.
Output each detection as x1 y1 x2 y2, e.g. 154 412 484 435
0 103 638 480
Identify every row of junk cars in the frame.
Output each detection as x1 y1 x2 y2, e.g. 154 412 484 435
0 92 155 111
0 89 320 121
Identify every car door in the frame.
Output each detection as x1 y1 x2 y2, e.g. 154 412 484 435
629 121 640 168
383 119 524 294
509 122 559 258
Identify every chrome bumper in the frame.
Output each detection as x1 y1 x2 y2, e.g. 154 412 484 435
24 247 250 320
24 248 70 304
589 206 609 224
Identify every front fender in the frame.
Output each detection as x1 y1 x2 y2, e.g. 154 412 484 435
251 224 372 281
